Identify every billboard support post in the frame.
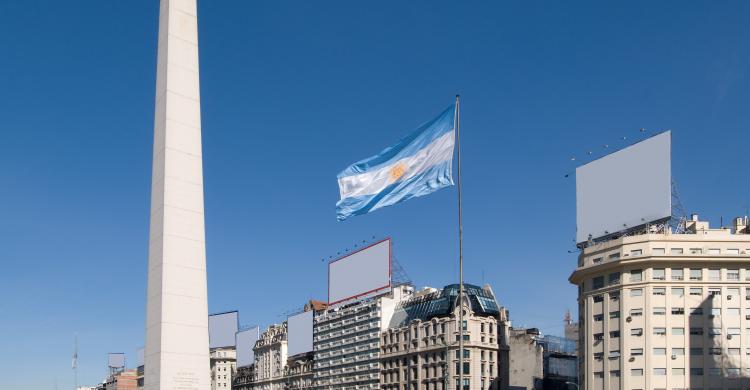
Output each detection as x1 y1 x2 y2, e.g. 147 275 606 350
454 95 465 390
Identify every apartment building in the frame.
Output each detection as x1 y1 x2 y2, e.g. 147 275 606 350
313 285 415 390
212 347 237 390
379 284 503 390
570 215 750 390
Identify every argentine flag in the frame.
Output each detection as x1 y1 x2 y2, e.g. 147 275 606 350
336 105 456 221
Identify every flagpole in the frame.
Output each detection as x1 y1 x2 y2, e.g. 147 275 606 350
455 94 465 390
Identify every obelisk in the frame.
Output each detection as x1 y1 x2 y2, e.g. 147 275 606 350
145 0 210 389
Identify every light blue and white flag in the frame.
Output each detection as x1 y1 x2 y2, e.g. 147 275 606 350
336 105 456 221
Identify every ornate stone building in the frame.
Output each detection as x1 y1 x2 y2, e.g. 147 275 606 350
379 284 506 390
255 323 289 390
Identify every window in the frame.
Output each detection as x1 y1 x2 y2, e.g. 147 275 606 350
593 333 604 341
609 330 620 338
653 348 666 355
653 368 666 375
610 370 620 378
671 288 684 296
653 287 666 296
631 328 643 336
592 276 604 289
672 368 685 376
728 269 740 280
690 248 702 254
672 348 684 356
710 308 721 317
630 270 642 282
709 328 722 336
593 352 603 360
727 368 740 378
463 350 470 358
608 253 620 260
610 291 620 301
727 308 740 316
631 369 643 376
630 289 643 297
690 368 704 376
653 307 666 315
689 287 702 296
630 348 643 356
708 368 721 376
609 311 620 319
592 257 603 264
708 287 721 296
727 287 740 296
630 249 643 256
690 327 704 335
671 307 685 315
608 272 620 285
630 308 643 317
726 248 740 254
608 350 620 359
671 268 684 280
728 348 740 355
653 268 666 280
708 269 720 281
653 327 666 335
690 268 702 280
671 327 684 335
653 248 665 255
671 248 684 255
593 295 603 303
727 327 740 335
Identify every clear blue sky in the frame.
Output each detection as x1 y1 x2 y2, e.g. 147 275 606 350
1 1 749 388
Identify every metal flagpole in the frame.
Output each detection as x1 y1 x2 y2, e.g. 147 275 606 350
455 95 465 390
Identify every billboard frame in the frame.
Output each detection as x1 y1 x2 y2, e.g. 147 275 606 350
327 237 392 306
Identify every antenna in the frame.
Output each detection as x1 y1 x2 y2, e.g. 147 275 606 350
73 333 78 390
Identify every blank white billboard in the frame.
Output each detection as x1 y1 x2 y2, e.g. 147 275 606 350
108 352 125 368
235 326 260 367
328 238 391 305
209 311 239 349
287 310 313 357
576 131 672 243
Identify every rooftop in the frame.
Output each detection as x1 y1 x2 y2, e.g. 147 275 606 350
388 283 500 327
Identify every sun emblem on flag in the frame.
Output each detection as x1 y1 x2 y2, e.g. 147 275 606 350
389 163 407 182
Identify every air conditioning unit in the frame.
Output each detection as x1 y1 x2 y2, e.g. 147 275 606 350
628 357 635 362
745 315 750 320
728 295 733 300
745 296 750 300
728 334 733 340
709 315 715 318
671 354 677 360
626 316 632 322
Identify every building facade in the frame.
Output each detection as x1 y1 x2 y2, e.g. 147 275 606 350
313 285 415 390
380 284 503 390
233 365 255 390
212 347 237 390
570 215 750 389
104 369 138 390
254 323 289 390
507 328 544 390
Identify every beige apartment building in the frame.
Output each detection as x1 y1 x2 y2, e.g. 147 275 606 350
379 284 504 390
212 347 237 390
570 215 750 390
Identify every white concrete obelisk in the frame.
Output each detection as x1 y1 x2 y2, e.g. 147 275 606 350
145 0 210 389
